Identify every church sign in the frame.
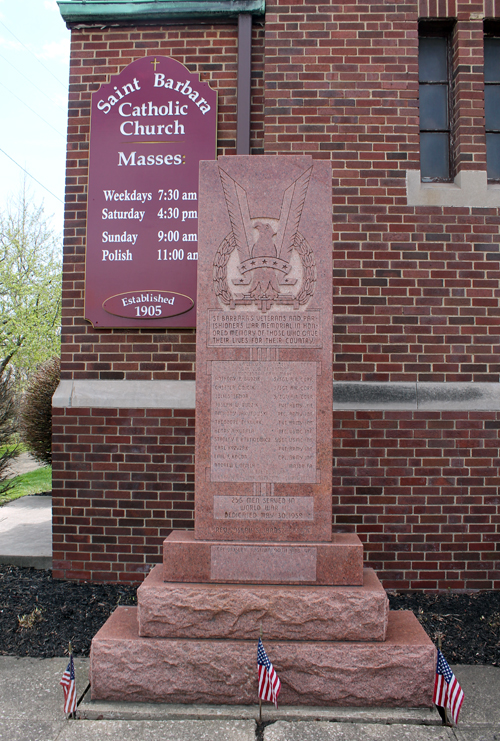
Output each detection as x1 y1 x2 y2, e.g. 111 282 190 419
85 56 217 327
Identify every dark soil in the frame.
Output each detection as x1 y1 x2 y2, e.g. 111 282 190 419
0 565 498 664
388 589 500 666
0 565 136 658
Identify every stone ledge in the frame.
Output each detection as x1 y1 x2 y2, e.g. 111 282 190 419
53 379 500 411
78 696 440 725
407 169 500 208
138 564 388 641
333 382 500 411
162 531 364 586
90 606 436 706
52 379 195 409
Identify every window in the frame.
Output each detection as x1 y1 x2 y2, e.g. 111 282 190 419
419 24 453 181
484 29 500 180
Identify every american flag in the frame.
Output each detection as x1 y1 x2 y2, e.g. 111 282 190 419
433 649 464 725
60 654 77 715
257 637 281 708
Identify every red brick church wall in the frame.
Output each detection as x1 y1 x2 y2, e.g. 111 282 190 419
53 1 500 589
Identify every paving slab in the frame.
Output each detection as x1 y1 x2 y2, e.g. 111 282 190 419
450 665 500 726
57 719 256 741
0 495 52 568
0 657 88 721
455 731 500 741
0 719 66 741
263 721 454 741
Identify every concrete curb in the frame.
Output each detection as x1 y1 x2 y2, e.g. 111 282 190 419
0 554 52 569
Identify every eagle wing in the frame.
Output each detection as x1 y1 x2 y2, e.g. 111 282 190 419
275 166 313 260
218 167 253 263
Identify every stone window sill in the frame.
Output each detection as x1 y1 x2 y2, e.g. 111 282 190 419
407 170 500 208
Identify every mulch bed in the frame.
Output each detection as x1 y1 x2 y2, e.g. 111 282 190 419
0 565 498 664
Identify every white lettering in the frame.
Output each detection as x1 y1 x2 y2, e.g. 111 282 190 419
117 152 183 166
102 231 138 245
102 249 133 261
96 78 140 114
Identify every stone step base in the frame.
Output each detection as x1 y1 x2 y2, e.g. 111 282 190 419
90 608 435 707
163 531 364 585
138 565 389 641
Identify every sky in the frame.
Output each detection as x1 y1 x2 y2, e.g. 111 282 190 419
0 0 70 236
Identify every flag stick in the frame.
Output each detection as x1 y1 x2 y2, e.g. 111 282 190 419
68 642 76 719
77 682 91 708
259 623 263 723
436 633 450 726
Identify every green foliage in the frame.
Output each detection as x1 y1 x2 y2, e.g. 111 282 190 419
0 371 20 496
0 466 52 507
0 188 62 379
20 357 60 466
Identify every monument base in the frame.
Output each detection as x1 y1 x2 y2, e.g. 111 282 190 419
138 564 389 641
90 607 435 707
163 531 364 585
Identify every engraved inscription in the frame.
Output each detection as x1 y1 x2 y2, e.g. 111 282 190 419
214 495 314 521
211 361 316 483
210 545 317 582
208 310 321 348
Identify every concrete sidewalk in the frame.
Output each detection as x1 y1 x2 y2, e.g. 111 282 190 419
0 494 52 569
5 451 45 478
0 658 498 740
0 451 51 569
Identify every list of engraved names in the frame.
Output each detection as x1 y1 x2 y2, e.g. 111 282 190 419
211 361 317 483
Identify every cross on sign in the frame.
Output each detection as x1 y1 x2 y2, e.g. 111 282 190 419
151 58 160 71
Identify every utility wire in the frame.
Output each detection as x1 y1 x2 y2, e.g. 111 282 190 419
0 81 65 138
0 20 68 89
0 51 67 111
0 148 64 204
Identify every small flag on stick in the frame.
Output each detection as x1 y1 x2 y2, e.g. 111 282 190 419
433 649 464 725
257 637 281 709
60 652 77 715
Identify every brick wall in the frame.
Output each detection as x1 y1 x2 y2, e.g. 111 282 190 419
53 1 500 589
52 407 195 582
332 411 500 590
263 2 500 382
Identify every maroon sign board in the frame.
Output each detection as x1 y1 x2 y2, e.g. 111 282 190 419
85 56 217 327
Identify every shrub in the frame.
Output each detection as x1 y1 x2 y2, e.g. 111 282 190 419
0 370 20 495
20 357 60 466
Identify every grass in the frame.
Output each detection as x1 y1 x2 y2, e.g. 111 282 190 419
0 442 27 457
0 466 52 507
